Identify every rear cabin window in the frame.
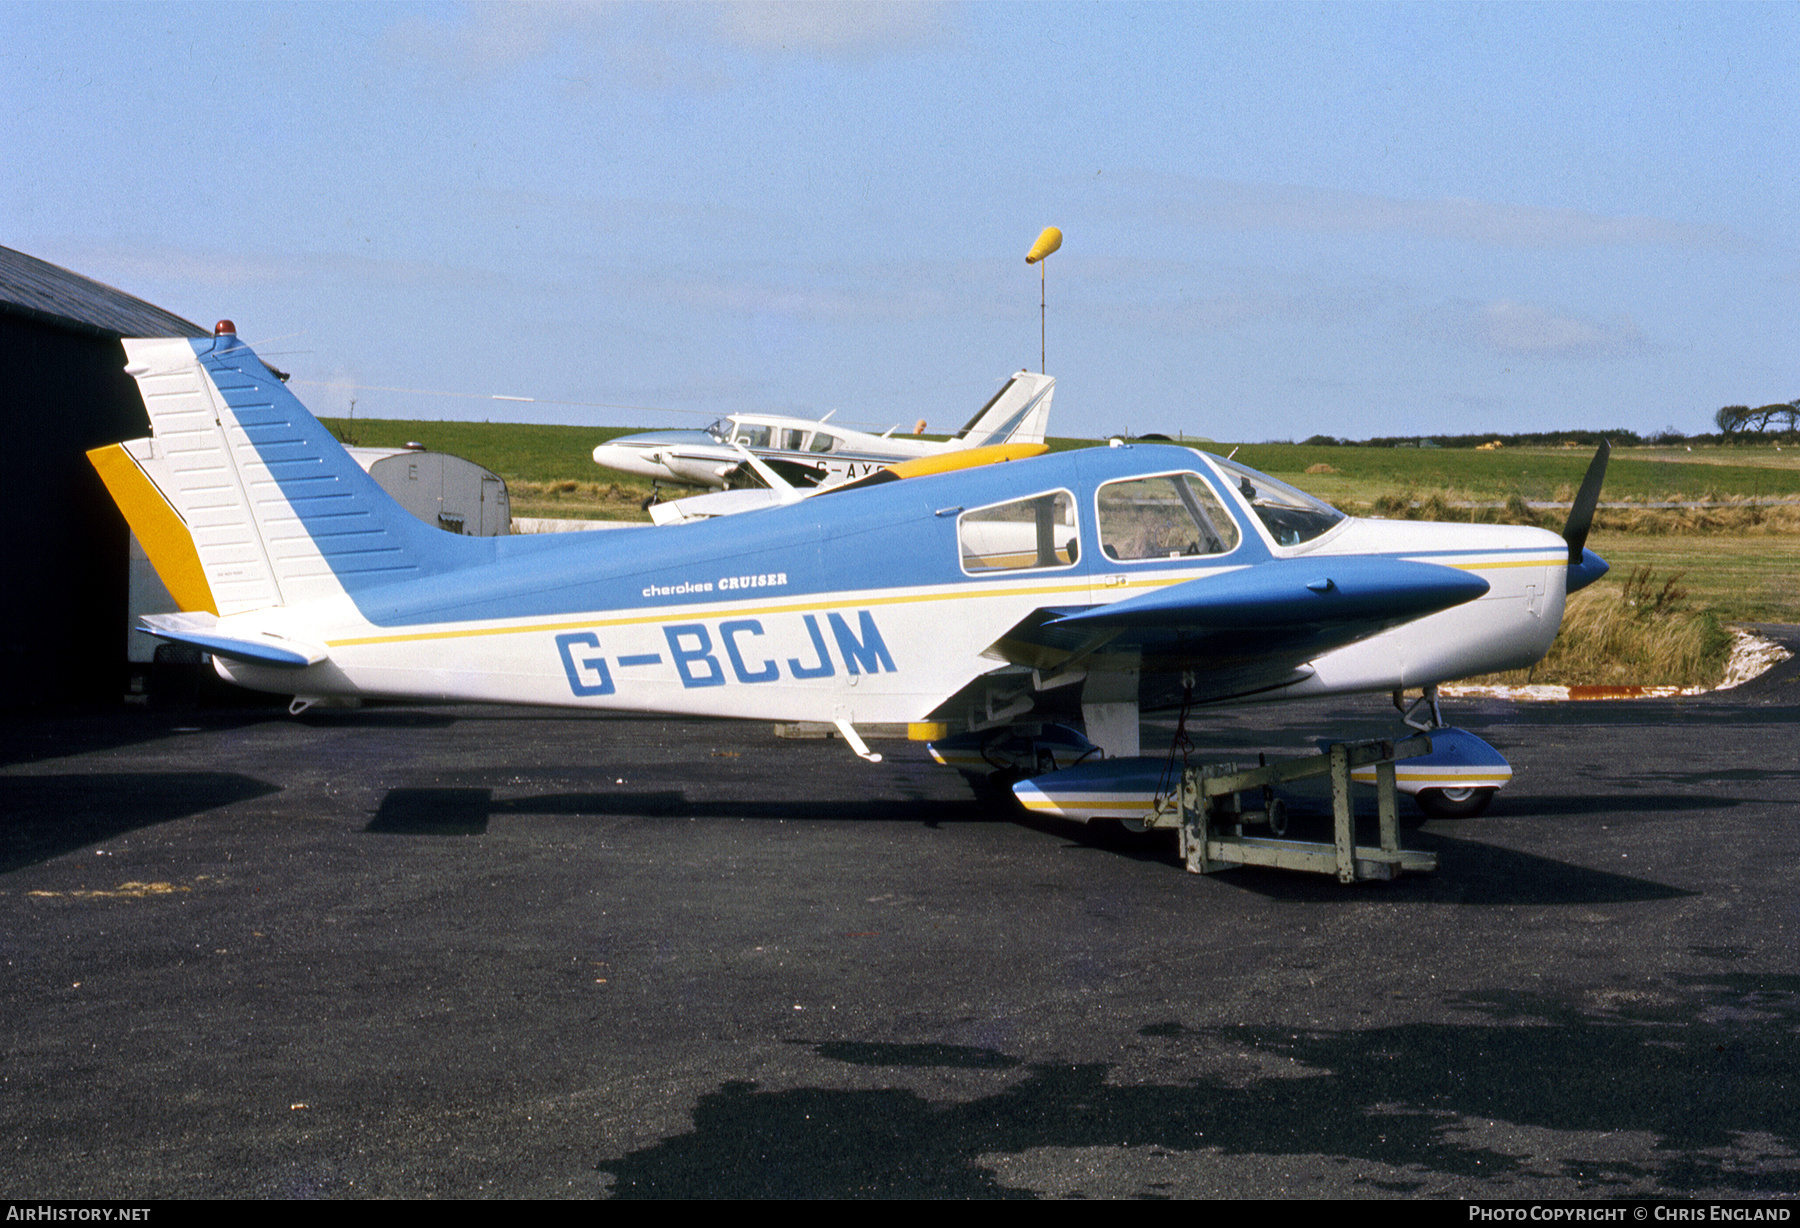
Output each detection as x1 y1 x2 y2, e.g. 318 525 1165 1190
1096 473 1240 561
959 491 1079 573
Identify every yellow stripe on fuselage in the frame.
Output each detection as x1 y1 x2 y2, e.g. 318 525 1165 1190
1443 556 1562 570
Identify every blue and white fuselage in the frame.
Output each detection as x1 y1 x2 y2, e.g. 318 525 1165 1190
99 330 1605 814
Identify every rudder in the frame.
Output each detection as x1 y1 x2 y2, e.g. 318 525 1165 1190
951 370 1055 449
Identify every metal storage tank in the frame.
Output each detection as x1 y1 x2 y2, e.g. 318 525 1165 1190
347 445 511 537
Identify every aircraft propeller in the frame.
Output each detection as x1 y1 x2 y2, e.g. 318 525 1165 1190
1561 440 1611 591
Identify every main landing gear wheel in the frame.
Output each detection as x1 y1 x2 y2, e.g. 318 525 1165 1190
1414 786 1495 819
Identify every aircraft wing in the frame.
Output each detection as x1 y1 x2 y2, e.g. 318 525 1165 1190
1052 556 1487 634
987 556 1489 695
657 446 734 463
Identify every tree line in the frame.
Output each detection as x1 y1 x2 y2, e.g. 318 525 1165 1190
1714 401 1800 436
1295 400 1799 449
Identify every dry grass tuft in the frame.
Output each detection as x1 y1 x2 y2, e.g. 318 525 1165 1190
1349 488 1800 536
1592 502 1800 535
509 479 652 521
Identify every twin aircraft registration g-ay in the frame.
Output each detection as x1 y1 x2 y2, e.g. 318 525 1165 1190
589 369 1056 509
91 324 1609 823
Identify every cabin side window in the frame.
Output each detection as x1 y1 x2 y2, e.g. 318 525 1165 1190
1096 473 1240 562
959 490 1079 574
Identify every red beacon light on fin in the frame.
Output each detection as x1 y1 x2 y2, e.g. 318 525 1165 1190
214 320 237 336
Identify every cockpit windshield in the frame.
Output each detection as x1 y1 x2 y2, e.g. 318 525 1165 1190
1208 456 1346 547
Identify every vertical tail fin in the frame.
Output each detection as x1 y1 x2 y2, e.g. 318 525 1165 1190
114 329 476 615
951 371 1055 449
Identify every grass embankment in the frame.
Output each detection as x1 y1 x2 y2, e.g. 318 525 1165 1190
1502 533 1800 690
322 419 1800 687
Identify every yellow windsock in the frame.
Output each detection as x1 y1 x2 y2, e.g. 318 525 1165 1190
1025 226 1063 264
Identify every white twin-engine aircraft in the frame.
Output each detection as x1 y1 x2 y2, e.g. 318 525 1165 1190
590 369 1056 507
92 325 1609 823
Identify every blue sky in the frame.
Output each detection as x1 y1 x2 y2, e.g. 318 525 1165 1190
5 2 1795 441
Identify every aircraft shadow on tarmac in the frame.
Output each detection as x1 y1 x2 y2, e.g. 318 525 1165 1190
1223 833 1692 907
366 785 1689 907
292 710 461 729
595 975 1800 1198
366 786 998 837
1038 816 1690 907
0 772 281 873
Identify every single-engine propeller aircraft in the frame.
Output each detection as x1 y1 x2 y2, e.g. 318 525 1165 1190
591 369 1055 506
91 324 1609 823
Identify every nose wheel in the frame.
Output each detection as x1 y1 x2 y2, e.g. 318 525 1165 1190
1389 687 1509 820
1414 785 1496 819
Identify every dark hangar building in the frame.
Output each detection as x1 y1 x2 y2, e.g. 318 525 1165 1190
0 244 207 708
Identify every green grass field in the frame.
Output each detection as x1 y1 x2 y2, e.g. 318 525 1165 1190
321 417 642 485
1225 443 1800 505
321 417 664 519
1584 533 1800 624
325 417 1800 504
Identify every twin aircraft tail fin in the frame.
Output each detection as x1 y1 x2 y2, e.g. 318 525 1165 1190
951 370 1055 449
99 330 479 617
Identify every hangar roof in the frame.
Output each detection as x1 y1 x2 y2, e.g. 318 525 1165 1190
0 245 205 340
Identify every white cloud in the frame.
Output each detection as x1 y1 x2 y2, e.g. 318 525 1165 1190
1477 299 1649 358
383 3 635 75
710 2 953 56
383 1 952 84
